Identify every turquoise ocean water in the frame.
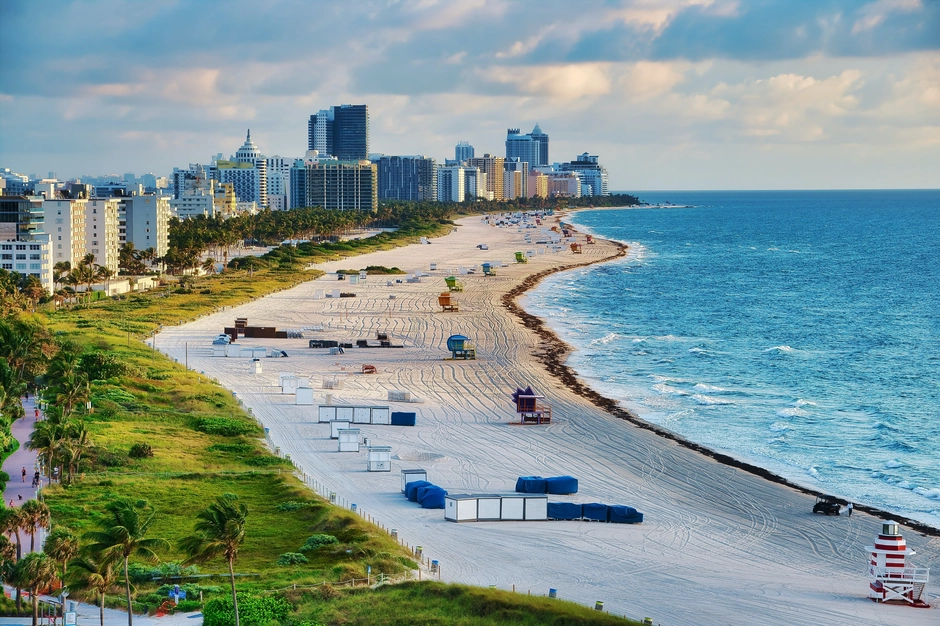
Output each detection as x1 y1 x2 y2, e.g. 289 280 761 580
524 190 940 527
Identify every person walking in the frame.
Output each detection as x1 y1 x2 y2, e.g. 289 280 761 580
21 467 26 482
847 502 853 517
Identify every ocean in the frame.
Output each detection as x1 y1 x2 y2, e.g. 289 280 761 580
524 190 940 528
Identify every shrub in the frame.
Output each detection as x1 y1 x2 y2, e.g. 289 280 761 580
0 471 9 484
193 417 259 437
129 443 154 459
79 351 128 381
174 599 202 612
101 388 137 404
203 594 291 626
146 369 172 381
298 534 338 552
275 501 309 512
207 443 254 454
244 456 287 467
276 552 309 565
95 450 128 468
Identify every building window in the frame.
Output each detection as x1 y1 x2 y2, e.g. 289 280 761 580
15 254 26 260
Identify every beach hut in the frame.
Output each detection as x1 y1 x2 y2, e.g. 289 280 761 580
295 387 314 405
249 359 262 374
570 243 582 254
444 276 463 292
514 251 527 264
512 386 552 424
330 420 351 439
481 262 496 276
586 234 595 244
359 270 367 281
225 343 242 357
367 446 392 472
445 495 479 522
353 407 371 424
337 428 360 452
390 411 417 426
447 335 476 360
401 469 427 493
438 292 459 312
866 521 930 606
212 344 226 357
281 375 301 395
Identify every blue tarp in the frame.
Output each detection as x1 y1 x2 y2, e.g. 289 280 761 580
582 502 608 521
545 475 578 495
391 412 417 426
547 502 583 520
405 480 432 502
607 506 643 524
419 487 447 509
515 476 547 493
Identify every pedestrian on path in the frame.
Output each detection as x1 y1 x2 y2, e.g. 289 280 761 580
847 503 853 517
21 467 26 482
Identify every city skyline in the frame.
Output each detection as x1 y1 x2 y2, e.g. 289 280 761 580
1 0 939 190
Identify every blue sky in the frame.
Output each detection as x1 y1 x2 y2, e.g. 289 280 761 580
1 0 938 189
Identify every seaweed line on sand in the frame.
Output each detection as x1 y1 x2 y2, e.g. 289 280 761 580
502 235 939 539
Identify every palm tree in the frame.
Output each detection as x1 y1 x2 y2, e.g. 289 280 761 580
28 418 67 484
13 552 59 626
42 526 78 584
179 494 249 626
19 500 50 553
201 258 216 275
67 552 119 626
0 535 16 563
83 499 169 626
62 422 93 484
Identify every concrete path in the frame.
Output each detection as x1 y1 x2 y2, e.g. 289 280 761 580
1 586 203 625
2 396 47 553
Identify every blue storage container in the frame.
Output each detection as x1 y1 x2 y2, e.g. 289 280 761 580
545 475 578 494
419 487 447 509
547 502 583 520
515 476 547 493
391 411 417 426
607 505 643 524
582 502 608 521
405 480 432 502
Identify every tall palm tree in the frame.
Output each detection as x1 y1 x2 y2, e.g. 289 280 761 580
83 499 169 626
13 552 59 626
42 526 78 584
19 500 50 553
179 494 249 626
0 535 16 563
67 552 119 626
62 422 93 484
28 418 67 483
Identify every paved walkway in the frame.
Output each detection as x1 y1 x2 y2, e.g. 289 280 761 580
2 396 48 554
1 586 202 625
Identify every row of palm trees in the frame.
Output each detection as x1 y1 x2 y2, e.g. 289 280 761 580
1 496 248 626
52 253 114 308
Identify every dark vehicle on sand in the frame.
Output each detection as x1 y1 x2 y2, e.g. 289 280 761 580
813 495 845 516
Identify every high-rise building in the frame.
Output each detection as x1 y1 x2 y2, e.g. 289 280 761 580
467 154 504 201
295 159 377 212
436 165 465 203
530 123 549 167
503 157 529 200
225 130 268 207
0 236 52 295
332 104 369 161
560 153 609 196
455 141 474 162
308 109 334 155
42 199 87 268
266 155 293 210
506 124 548 167
376 156 437 202
120 195 171 257
0 196 42 240
85 199 120 273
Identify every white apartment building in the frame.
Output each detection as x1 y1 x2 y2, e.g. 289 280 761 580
266 155 293 210
120 195 171 257
437 165 466 203
0 235 53 295
85 198 120 273
43 199 88 267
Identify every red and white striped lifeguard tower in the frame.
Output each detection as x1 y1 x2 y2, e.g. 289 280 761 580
866 521 930 607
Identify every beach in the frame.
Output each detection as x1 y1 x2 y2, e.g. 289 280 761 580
155 214 939 625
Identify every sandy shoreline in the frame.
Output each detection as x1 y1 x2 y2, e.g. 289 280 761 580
155 214 938 625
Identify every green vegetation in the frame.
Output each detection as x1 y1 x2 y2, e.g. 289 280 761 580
286 582 639 625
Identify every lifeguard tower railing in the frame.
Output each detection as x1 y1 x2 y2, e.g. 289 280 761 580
868 565 930 605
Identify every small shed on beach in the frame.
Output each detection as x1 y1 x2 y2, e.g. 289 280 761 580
512 386 552 424
337 428 360 452
447 335 476 360
367 446 392 472
438 292 459 312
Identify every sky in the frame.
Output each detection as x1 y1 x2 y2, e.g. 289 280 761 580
1 0 938 190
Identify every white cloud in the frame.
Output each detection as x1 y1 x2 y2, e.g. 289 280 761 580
852 0 922 34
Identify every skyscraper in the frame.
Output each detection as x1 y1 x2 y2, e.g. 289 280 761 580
505 124 549 167
376 156 437 201
332 104 369 161
467 154 504 201
308 109 334 155
455 141 474 162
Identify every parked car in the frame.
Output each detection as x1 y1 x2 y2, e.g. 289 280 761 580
476 244 489 250
212 334 231 345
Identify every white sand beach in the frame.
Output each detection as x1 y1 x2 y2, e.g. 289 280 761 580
155 214 939 625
